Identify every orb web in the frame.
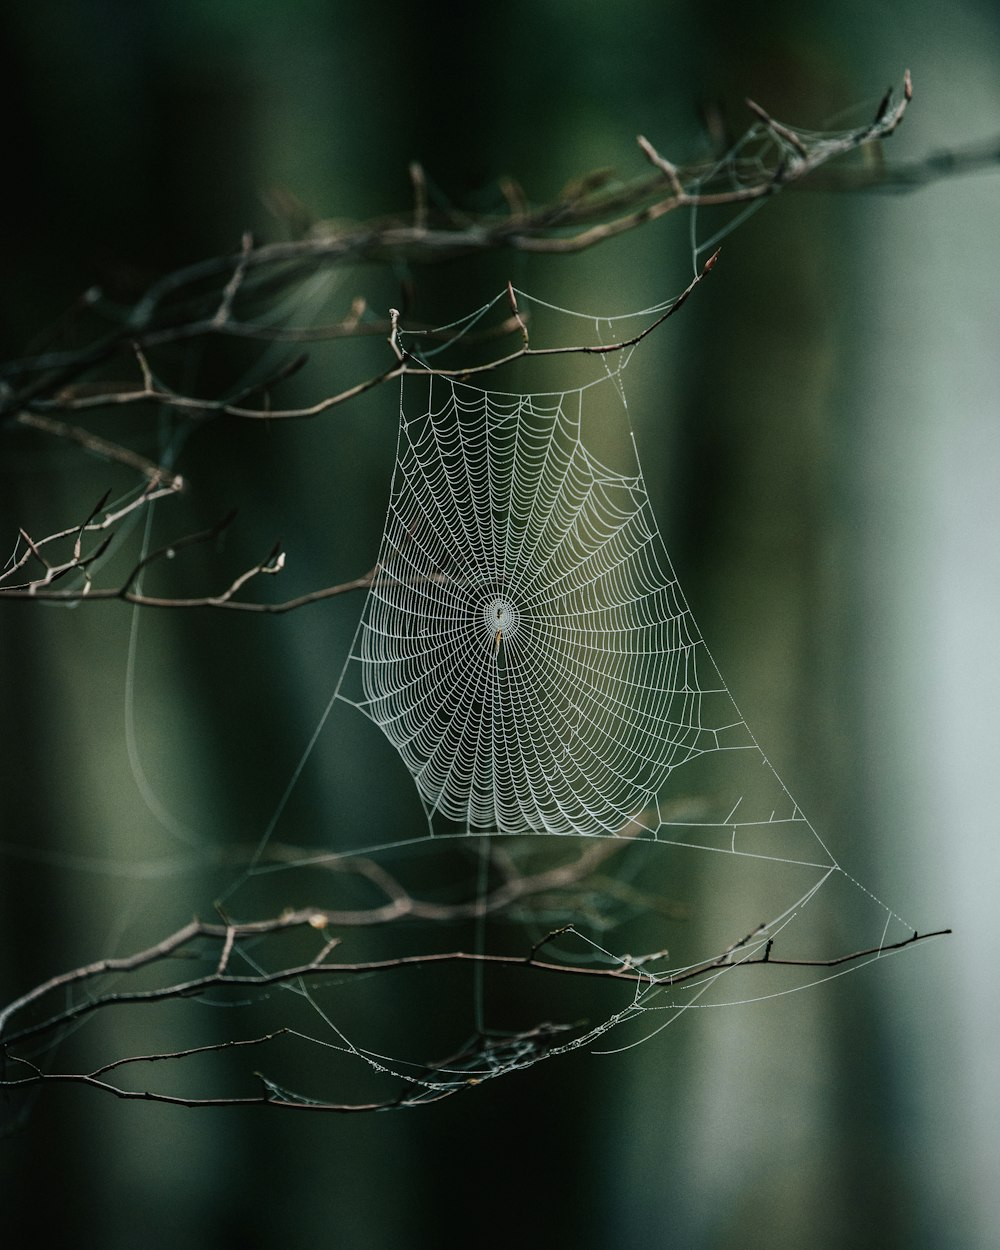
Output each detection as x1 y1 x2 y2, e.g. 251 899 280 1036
330 284 831 878
344 378 757 837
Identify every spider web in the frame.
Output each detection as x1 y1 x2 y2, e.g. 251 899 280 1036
338 297 822 865
0 82 927 1115
245 285 914 1102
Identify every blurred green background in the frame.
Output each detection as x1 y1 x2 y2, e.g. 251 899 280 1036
1 2 998 1247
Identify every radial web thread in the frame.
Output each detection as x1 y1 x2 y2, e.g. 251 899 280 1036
337 305 829 876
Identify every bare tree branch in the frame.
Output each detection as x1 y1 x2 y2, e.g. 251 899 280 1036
0 905 950 1114
1 77 915 424
0 73 931 622
1 251 717 610
12 410 184 488
0 72 962 1123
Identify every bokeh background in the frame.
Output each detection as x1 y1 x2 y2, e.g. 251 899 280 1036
2 2 998 1248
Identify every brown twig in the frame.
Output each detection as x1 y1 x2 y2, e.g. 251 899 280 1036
0 71 925 620
0 912 950 1051
0 558 376 612
13 411 184 488
0 915 950 1112
1 75 917 428
35 249 718 427
0 250 716 611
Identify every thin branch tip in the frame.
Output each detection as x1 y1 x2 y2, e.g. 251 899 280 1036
388 307 404 360
506 281 529 347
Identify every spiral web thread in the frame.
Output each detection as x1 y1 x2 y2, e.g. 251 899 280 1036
337 291 833 872
352 381 719 833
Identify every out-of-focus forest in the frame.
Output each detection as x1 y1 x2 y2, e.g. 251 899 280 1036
1 3 998 1248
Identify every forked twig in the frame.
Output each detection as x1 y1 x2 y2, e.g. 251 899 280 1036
0 911 950 1113
2 75 917 430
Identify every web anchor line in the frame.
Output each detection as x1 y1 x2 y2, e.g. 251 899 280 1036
265 262 937 1091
